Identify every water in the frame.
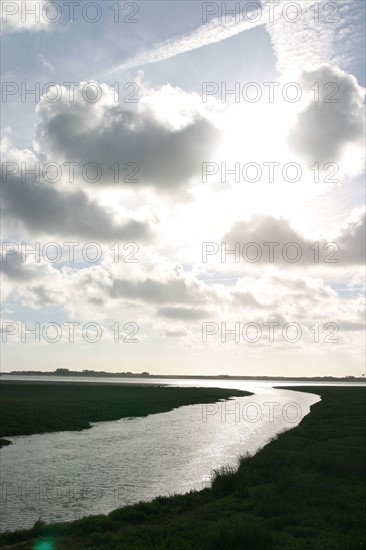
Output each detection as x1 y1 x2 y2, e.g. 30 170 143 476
1 374 365 386
0 377 341 532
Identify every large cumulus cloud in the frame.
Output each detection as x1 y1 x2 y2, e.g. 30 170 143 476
2 175 152 241
1 138 153 241
35 82 220 191
288 65 365 165
223 211 365 266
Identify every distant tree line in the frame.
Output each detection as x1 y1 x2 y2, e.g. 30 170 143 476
8 368 151 377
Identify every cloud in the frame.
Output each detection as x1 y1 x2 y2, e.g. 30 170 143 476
1 175 153 241
104 0 363 79
165 329 189 338
110 276 207 305
2 245 364 341
223 211 365 266
288 65 365 164
1 0 53 32
36 82 220 192
226 273 345 325
340 321 365 332
265 0 362 76
103 259 224 320
223 215 313 267
336 209 366 265
64 255 228 326
38 54 54 72
0 251 65 307
1 138 153 242
157 306 211 321
1 251 42 282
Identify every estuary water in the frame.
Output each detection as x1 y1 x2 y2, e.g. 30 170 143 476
0 377 334 531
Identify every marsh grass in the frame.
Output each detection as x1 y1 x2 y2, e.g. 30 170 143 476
0 384 248 438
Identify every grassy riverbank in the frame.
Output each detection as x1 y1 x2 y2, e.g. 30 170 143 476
0 383 249 446
1 387 365 549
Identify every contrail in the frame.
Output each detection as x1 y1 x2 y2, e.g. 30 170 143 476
103 15 264 76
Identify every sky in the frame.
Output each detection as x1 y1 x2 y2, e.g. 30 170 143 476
1 0 365 376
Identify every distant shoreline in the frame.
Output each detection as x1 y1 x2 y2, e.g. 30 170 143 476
1 371 365 382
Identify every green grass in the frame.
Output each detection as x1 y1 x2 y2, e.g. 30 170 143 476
0 387 365 549
0 383 249 441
